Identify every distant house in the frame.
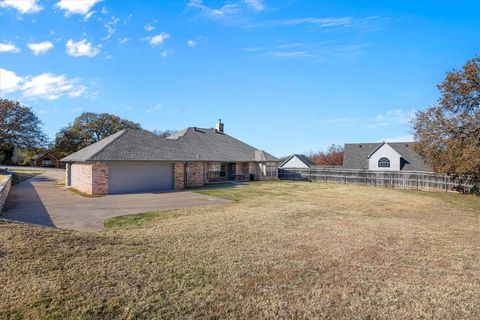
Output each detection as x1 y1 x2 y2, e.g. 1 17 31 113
279 154 316 168
31 151 60 168
62 120 280 195
343 142 432 172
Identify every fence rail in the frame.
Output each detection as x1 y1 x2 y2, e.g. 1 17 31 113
279 168 472 192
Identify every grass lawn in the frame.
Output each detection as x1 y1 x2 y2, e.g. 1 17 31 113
1 169 44 185
1 181 480 319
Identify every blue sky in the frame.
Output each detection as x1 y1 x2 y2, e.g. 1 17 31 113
0 0 479 156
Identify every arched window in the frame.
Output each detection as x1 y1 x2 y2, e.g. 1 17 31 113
378 157 390 168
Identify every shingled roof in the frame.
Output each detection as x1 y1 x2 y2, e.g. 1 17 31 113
343 142 432 172
62 128 279 162
279 154 316 168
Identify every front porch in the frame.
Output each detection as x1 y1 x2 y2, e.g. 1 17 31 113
206 162 251 183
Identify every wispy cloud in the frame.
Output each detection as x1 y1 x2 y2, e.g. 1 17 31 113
0 42 20 53
66 39 100 57
0 0 42 14
55 0 102 16
144 20 157 32
71 107 84 113
101 15 119 40
243 0 265 12
0 67 86 100
187 39 197 47
145 103 165 113
161 49 174 57
368 109 415 128
382 135 414 142
243 41 366 62
118 37 129 45
318 117 359 126
27 41 53 55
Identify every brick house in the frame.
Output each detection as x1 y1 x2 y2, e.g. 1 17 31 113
31 151 62 168
62 121 279 195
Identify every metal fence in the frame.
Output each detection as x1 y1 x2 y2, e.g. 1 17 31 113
279 168 473 192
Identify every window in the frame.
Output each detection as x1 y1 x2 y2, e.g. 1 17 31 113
42 159 52 167
378 157 390 168
265 162 277 177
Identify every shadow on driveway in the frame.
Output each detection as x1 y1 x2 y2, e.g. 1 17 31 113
1 170 231 232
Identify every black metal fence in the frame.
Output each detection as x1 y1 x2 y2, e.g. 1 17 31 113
279 168 473 192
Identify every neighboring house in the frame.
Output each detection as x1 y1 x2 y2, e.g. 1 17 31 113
62 121 279 195
31 151 60 168
343 142 432 172
279 154 316 168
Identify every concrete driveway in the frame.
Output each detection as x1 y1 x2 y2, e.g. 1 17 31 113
1 168 230 232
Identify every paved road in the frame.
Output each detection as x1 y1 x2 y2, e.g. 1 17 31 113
1 168 230 232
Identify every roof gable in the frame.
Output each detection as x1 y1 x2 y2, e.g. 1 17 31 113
280 154 315 168
368 142 402 159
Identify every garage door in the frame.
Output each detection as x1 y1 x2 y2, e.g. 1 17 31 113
108 162 174 194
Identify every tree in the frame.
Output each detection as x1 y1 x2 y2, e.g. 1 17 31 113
413 56 480 189
54 112 141 156
0 99 47 164
153 129 178 138
310 144 344 165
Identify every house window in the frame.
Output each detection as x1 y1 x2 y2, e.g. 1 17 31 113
42 159 52 166
265 162 277 177
378 157 390 168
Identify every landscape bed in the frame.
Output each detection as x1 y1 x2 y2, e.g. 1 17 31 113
1 181 479 319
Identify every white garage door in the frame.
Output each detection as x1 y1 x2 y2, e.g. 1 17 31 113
108 162 174 194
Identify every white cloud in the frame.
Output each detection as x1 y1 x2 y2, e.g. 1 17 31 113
0 0 42 14
0 42 20 53
0 68 23 92
27 41 54 55
118 37 129 45
66 39 100 57
145 103 164 113
188 0 240 18
22 73 86 100
148 32 170 47
243 0 265 12
161 49 174 57
55 0 101 16
187 39 197 47
144 24 154 31
0 67 86 100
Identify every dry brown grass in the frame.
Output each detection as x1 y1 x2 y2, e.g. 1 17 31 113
1 181 479 319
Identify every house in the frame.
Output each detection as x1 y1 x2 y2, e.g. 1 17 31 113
62 121 279 195
31 151 61 168
279 154 316 168
343 142 432 172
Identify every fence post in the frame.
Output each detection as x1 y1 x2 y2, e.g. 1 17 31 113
445 174 448 192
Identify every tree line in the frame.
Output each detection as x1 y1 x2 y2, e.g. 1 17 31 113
1 56 478 190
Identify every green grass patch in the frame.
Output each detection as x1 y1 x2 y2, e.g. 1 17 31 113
9 170 44 185
105 210 179 229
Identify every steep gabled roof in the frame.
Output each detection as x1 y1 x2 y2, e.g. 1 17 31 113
279 154 316 168
62 128 279 162
343 142 432 172
32 150 57 160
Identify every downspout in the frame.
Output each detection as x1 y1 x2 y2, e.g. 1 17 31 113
184 162 188 189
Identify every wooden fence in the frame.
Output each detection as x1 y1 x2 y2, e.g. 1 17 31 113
279 168 472 192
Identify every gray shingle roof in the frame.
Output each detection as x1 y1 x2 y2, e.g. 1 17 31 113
62 128 279 162
343 142 432 172
279 154 316 168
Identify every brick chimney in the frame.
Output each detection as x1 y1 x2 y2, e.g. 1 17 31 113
215 119 224 133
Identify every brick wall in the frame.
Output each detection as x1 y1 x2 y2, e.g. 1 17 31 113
92 163 109 195
187 162 205 187
174 162 185 190
0 174 12 213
